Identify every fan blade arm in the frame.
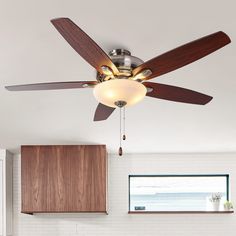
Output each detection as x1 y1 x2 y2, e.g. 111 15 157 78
94 103 115 121
133 31 231 80
5 81 97 91
144 82 213 105
51 18 119 75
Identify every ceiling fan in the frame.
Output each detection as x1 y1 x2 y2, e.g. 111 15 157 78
6 17 231 123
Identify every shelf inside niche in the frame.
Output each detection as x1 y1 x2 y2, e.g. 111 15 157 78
128 210 234 214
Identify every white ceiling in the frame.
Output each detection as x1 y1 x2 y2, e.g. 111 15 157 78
0 0 236 154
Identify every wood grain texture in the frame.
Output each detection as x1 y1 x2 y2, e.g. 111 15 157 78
51 18 119 75
5 81 97 91
68 146 107 211
143 82 213 105
94 103 116 121
133 31 231 80
21 145 107 213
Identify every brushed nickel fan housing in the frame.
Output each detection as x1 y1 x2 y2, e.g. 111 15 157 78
96 49 144 82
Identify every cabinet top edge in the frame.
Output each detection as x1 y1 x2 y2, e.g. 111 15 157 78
21 144 106 148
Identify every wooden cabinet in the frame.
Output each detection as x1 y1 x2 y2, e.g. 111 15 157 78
21 145 107 214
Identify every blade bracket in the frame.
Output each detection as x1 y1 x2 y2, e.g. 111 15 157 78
146 87 154 93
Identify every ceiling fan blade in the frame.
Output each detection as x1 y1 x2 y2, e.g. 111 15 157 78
143 82 213 105
51 18 119 75
5 81 97 91
94 103 115 121
133 31 231 80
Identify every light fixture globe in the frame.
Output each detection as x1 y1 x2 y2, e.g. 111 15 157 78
93 79 147 108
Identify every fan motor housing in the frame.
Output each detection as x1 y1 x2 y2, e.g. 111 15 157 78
96 49 144 81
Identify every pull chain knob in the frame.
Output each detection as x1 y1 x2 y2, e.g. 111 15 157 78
119 147 123 156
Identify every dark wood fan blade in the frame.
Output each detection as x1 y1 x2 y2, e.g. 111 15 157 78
133 31 231 80
143 82 213 105
5 81 97 91
94 103 115 121
51 18 119 75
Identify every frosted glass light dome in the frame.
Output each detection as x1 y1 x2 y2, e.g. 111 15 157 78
93 79 147 108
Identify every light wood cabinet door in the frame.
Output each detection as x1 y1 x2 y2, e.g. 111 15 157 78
21 145 107 214
68 145 107 212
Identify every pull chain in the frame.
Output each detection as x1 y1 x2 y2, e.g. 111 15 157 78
119 107 123 156
115 100 127 157
123 106 126 140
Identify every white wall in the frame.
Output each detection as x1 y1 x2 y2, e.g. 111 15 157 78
13 153 236 236
1 150 13 236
